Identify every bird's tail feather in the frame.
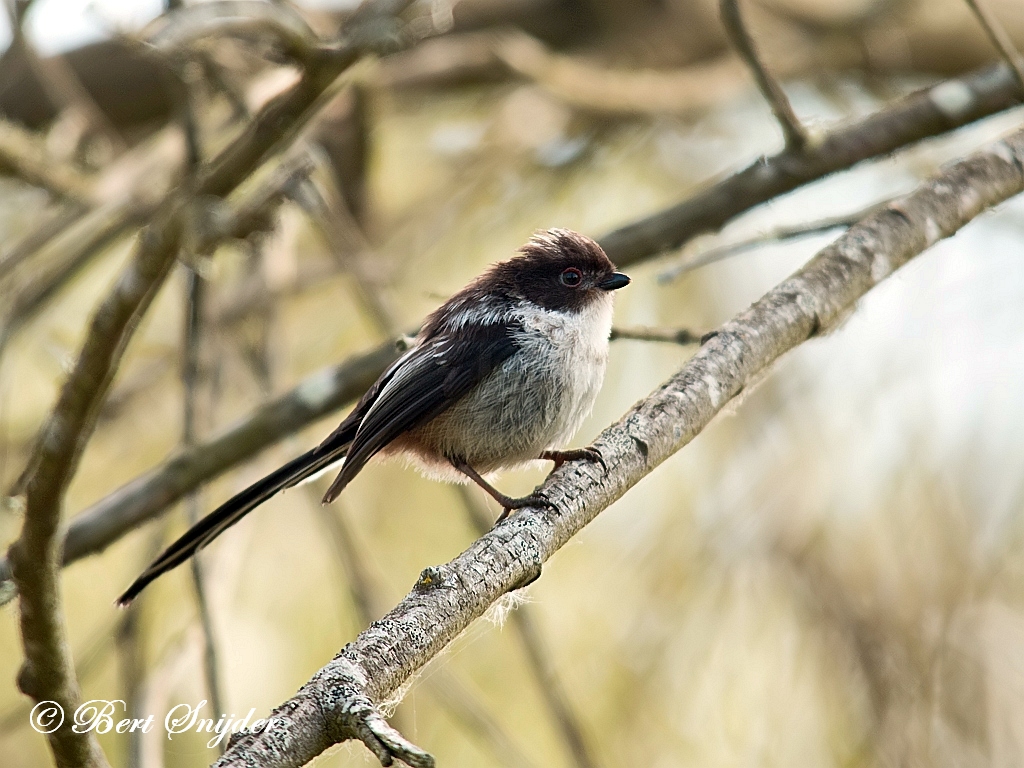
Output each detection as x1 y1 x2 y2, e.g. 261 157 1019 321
116 444 346 606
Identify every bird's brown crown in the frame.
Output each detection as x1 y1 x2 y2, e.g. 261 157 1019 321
483 229 619 312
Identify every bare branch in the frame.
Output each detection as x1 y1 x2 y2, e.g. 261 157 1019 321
609 326 702 345
0 196 157 352
180 266 227 752
213 260 344 329
964 0 1024 92
7 199 183 768
214 122 1024 768
145 0 320 64
198 0 414 199
492 31 750 117
600 61 1024 267
314 491 540 768
657 200 890 281
0 120 94 201
719 0 807 150
0 205 86 282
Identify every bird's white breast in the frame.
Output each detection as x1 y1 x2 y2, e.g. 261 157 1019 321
407 294 615 477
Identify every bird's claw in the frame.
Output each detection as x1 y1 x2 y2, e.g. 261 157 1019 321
541 446 607 472
494 492 555 525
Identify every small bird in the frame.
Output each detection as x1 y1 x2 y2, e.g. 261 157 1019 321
117 229 629 606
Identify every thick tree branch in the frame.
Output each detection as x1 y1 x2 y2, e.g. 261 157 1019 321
457 488 599 768
213 125 1024 768
600 61 1024 267
7 199 184 768
314 489 541 768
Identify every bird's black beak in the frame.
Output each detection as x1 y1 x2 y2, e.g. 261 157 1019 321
598 272 630 291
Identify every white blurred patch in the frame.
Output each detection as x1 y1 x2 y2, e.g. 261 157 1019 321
483 589 531 627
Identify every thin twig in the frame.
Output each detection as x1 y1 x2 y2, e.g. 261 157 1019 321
609 326 702 345
116 523 173 768
0 120 94 202
964 0 1024 92
293 170 398 334
214 121 1024 768
719 0 807 150
0 204 86 282
213 260 346 328
180 265 226 752
657 200 890 281
115 608 145 768
0 196 157 355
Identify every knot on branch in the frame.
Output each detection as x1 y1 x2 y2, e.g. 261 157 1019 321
414 565 447 592
16 660 41 700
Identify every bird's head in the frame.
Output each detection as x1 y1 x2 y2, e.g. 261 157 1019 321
487 229 630 312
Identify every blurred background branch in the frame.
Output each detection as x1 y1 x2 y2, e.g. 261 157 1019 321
719 0 807 150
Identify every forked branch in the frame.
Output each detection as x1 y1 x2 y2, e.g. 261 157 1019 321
719 0 807 150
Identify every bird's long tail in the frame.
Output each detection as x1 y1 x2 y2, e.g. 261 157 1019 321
116 444 346 606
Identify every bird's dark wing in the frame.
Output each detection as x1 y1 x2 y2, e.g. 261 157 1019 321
321 322 521 502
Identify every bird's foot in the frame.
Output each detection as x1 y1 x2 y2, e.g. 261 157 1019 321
540 446 606 472
494 492 555 525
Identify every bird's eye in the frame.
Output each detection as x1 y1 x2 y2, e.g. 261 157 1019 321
560 268 583 287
